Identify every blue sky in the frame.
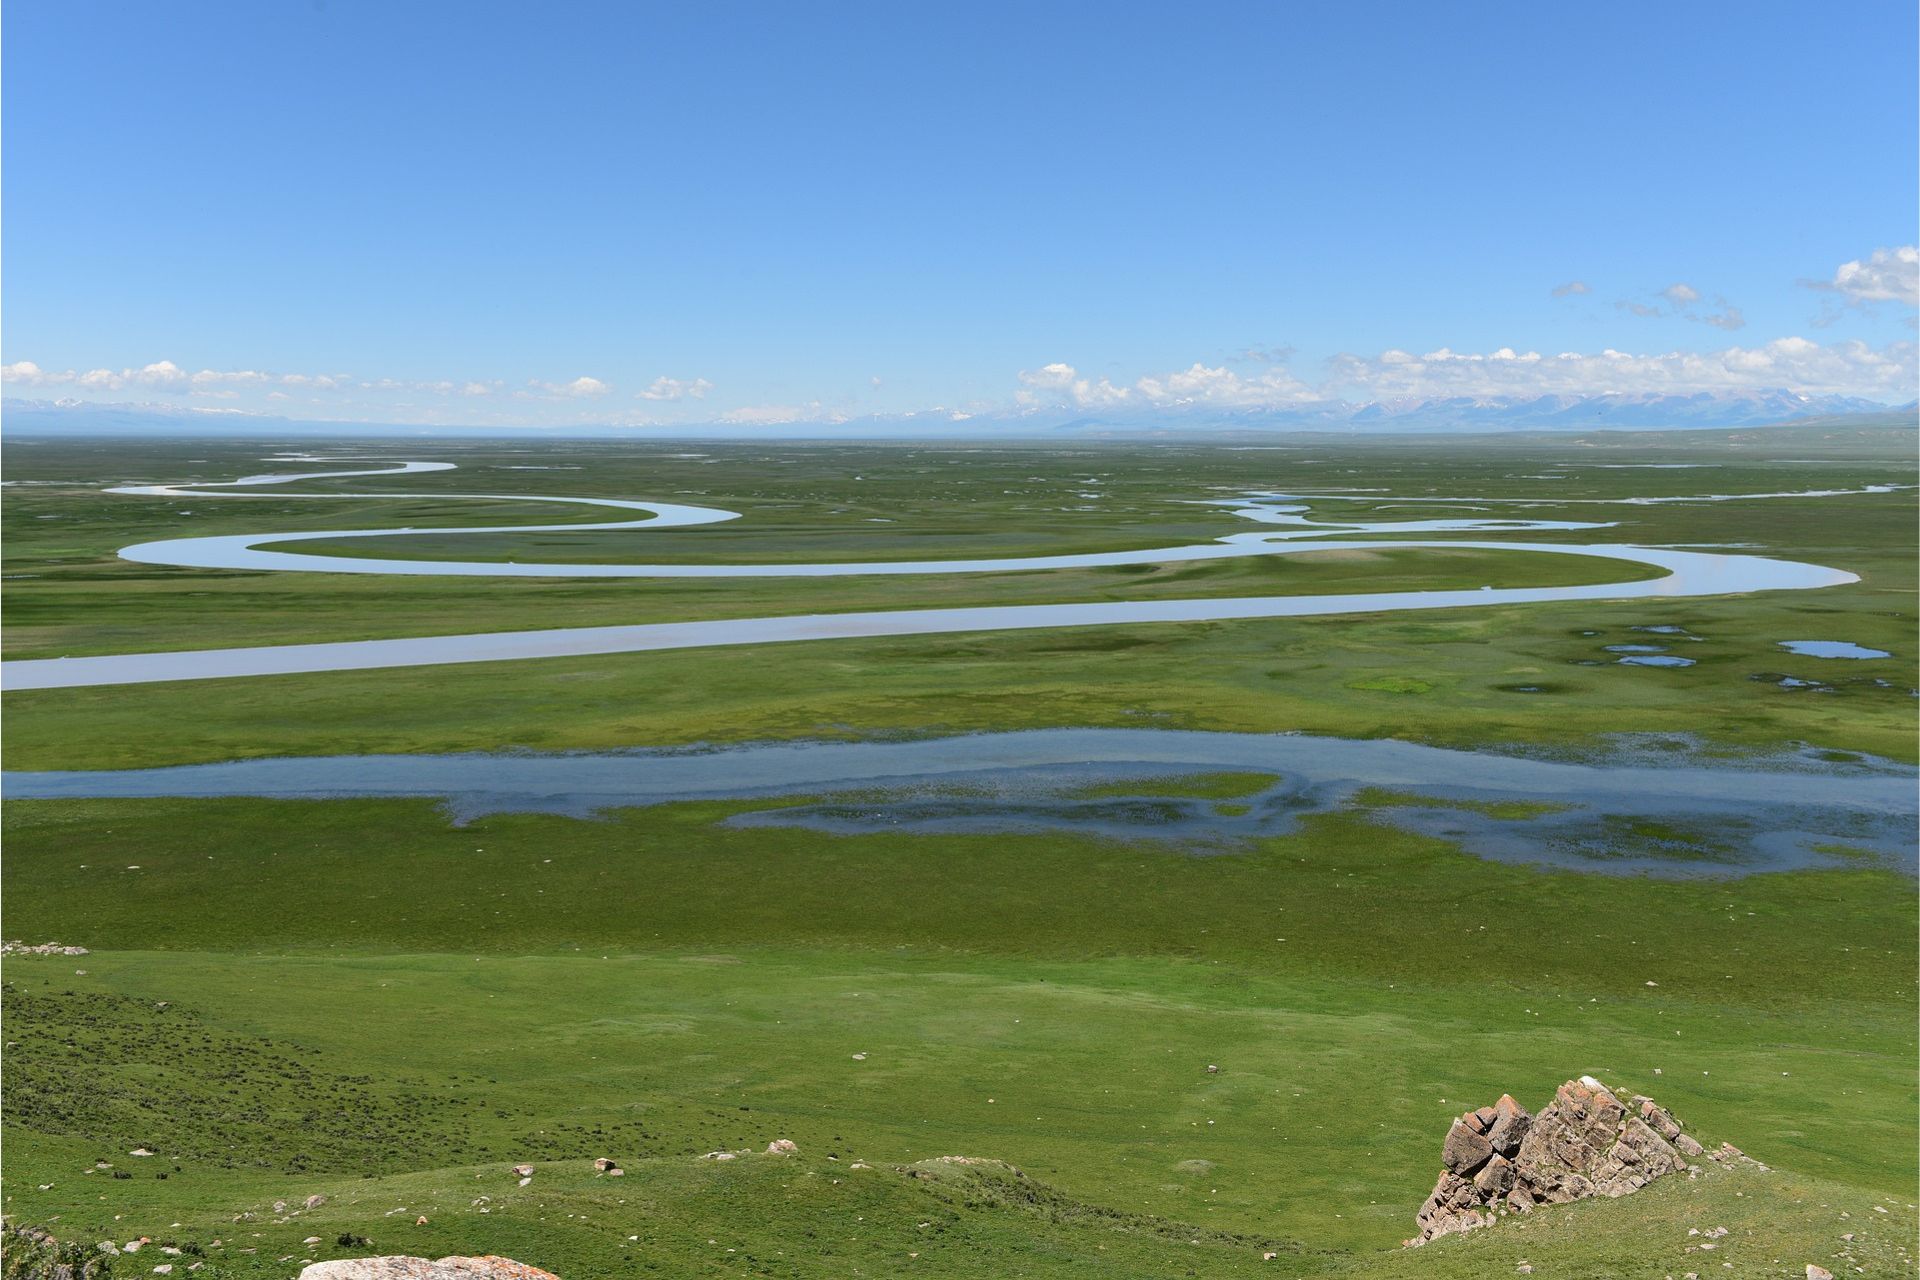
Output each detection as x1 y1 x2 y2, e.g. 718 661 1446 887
4 0 1916 426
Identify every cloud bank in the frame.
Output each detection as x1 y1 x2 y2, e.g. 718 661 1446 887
5 333 1912 430
1018 337 1915 409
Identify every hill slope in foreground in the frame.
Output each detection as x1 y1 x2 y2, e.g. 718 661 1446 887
4 1127 1911 1278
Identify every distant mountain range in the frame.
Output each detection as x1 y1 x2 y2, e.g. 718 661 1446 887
4 390 1915 438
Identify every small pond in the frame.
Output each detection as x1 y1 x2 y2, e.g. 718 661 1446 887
1778 640 1892 660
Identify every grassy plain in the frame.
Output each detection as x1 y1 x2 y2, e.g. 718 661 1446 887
2 427 1915 1277
4 432 1917 769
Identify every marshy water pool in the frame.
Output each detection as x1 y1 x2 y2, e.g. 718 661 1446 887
8 729 1912 878
1779 640 1894 659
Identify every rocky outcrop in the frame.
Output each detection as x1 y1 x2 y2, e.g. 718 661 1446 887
1406 1076 1709 1247
299 1258 559 1279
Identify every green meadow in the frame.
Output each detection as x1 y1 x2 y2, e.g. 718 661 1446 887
3 427 1915 1277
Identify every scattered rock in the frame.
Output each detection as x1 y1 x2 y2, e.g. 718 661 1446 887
509 1164 534 1177
1806 1266 1835 1280
1 939 90 956
305 1194 329 1210
765 1139 799 1155
1405 1076 1704 1247
298 1257 561 1279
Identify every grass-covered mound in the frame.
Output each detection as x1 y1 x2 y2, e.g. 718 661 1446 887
4 1123 1909 1277
3 792 1913 1274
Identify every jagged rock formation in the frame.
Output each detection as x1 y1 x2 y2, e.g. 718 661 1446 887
298 1258 559 1279
1407 1075 1711 1247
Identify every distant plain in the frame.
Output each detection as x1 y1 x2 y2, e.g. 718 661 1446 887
2 426 1914 1277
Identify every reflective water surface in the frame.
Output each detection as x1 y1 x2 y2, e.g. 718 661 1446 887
8 729 1912 879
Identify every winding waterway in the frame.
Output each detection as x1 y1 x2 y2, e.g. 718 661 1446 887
0 457 1878 690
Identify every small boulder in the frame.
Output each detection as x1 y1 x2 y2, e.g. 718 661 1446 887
1473 1153 1515 1198
1486 1094 1532 1156
1441 1118 1494 1174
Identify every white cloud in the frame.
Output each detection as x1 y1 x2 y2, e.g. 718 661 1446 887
4 360 192 391
716 402 840 425
1808 245 1919 307
637 375 714 402
5 361 362 392
1550 281 1592 298
1017 360 1317 410
1017 340 1913 410
1322 337 1913 399
1699 305 1746 332
528 375 611 398
1616 283 1743 330
4 361 632 409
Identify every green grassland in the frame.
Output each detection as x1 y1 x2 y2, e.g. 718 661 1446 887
3 427 1916 1276
7 574 1915 769
3 796 1914 1274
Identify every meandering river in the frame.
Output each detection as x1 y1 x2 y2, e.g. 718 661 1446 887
0 457 1879 690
